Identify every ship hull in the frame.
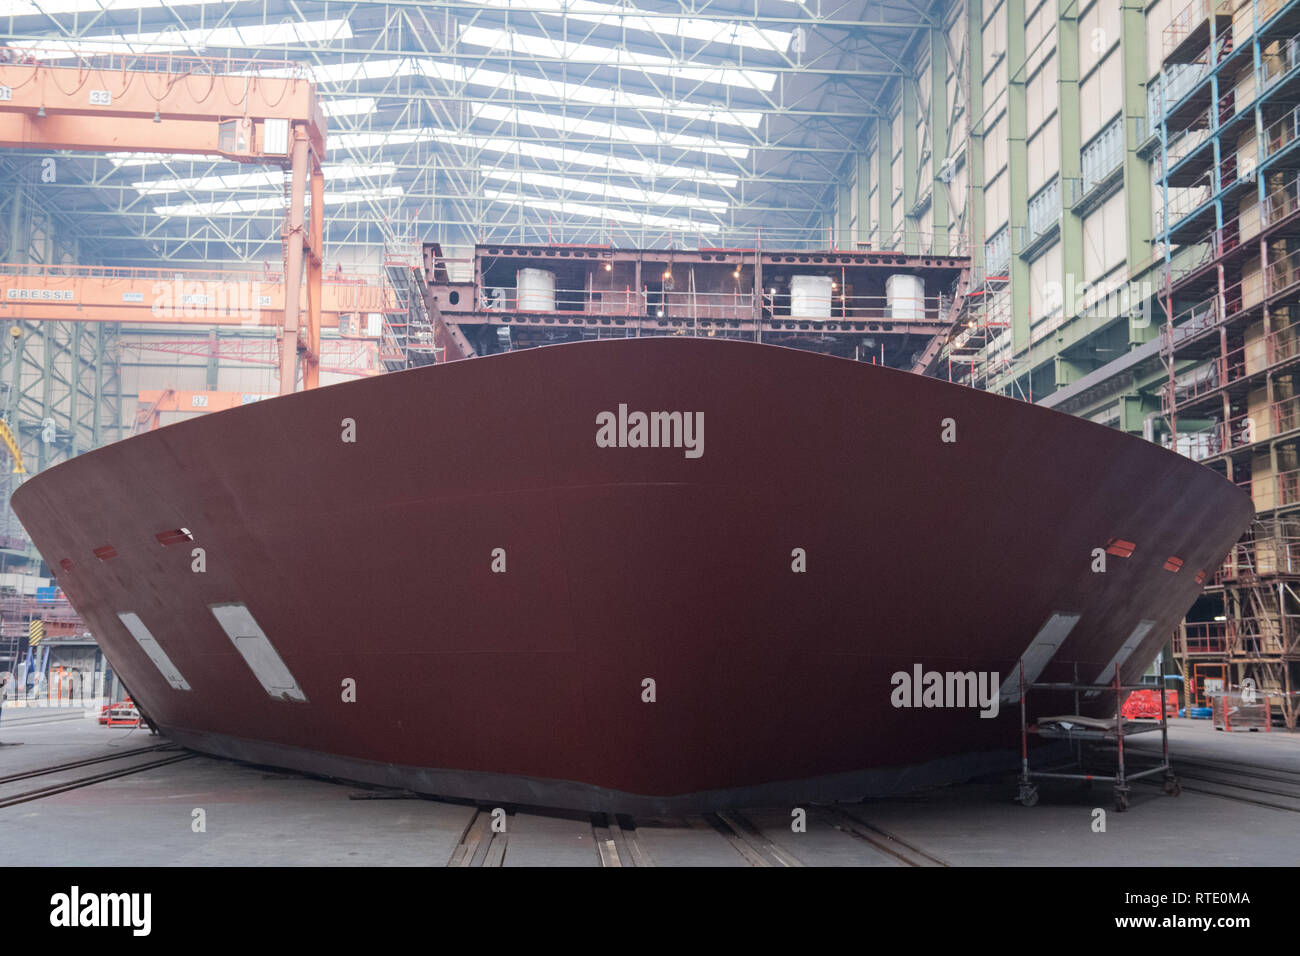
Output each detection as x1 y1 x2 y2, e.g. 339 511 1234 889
12 338 1253 812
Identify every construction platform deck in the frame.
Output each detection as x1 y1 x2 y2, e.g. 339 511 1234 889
1 709 1297 867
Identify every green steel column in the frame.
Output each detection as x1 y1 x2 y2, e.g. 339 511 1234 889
856 150 871 245
902 74 919 254
837 183 852 247
68 322 81 458
931 26 950 256
5 180 22 263
6 324 24 428
206 330 220 390
877 116 893 248
1119 394 1147 434
1054 354 1090 385
969 0 986 279
92 324 104 448
113 323 124 445
1008 0 1031 352
38 325 52 473
1121 0 1155 346
1056 0 1084 333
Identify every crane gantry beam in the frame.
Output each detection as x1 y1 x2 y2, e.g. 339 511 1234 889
0 51 328 394
0 262 388 327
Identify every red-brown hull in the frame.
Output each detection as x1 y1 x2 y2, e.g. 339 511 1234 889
11 338 1252 811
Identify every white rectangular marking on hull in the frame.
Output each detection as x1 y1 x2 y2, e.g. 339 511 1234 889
117 612 191 691
209 602 308 703
1088 620 1156 694
998 612 1081 701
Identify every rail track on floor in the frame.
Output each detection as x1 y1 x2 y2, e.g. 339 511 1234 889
0 744 192 809
443 804 946 867
1165 755 1300 813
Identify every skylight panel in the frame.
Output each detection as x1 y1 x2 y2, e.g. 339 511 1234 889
466 0 793 52
484 189 722 233
108 152 228 167
266 57 759 130
472 104 750 158
1 0 237 14
132 163 395 195
134 170 280 195
480 168 728 211
288 58 422 84
322 97 378 117
432 132 739 188
153 186 402 217
435 61 762 127
15 19 351 59
458 25 777 92
330 129 436 150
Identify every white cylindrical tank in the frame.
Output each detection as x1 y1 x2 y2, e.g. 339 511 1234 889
517 268 556 311
886 274 925 320
790 275 833 319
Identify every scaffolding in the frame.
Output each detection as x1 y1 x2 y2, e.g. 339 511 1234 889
1015 663 1181 813
379 238 439 372
947 260 1016 391
1156 0 1300 729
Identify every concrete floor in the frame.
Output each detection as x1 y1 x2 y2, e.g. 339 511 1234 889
1 708 1297 866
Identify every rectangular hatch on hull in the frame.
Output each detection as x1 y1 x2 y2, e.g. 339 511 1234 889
209 603 308 703
117 612 191 691
1087 620 1156 694
998 612 1082 702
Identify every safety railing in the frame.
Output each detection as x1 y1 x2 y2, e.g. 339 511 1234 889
1177 621 1230 655
476 223 971 257
0 594 78 615
1207 525 1300 582
1168 176 1300 286
1215 395 1300 452
1168 319 1300 410
1026 179 1060 242
1262 100 1300 166
1156 127 1300 240
1261 171 1300 225
1168 426 1222 461
483 286 746 317
1260 31 1300 92
1081 116 1124 195
1165 357 1223 408
1148 60 1212 125
765 289 941 322
1178 235 1300 327
1166 241 1298 345
0 533 28 551
1157 29 1300 140
1208 527 1300 586
1159 116 1214 174
0 46 309 78
1155 183 1214 233
1269 249 1300 300
1165 295 1220 344
1248 465 1300 511
475 285 948 322
1162 0 1232 59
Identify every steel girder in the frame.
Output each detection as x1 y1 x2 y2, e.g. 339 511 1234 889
1 0 934 260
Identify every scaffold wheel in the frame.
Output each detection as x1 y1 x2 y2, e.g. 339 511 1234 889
1114 789 1130 812
1163 775 1182 797
1017 785 1038 807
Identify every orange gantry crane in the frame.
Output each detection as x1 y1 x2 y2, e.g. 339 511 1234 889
0 262 388 328
0 50 328 393
133 389 277 433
